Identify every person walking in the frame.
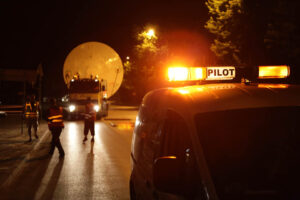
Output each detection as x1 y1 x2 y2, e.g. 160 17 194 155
47 98 65 158
24 95 39 142
83 97 96 142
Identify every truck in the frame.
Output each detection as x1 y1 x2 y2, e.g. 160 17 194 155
62 42 124 120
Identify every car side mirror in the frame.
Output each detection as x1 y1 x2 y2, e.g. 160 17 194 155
153 156 181 194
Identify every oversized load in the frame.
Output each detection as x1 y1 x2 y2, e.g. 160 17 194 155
63 42 124 119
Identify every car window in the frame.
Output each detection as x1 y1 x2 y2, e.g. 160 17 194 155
195 106 300 199
160 110 190 159
159 110 204 199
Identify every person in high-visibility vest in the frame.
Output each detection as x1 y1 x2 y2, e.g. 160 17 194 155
83 97 96 142
24 95 39 142
47 98 65 158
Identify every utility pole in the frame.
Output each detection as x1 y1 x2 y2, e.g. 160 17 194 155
37 63 43 119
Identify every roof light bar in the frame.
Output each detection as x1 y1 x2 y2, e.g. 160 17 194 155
258 65 290 79
168 66 235 82
168 67 189 81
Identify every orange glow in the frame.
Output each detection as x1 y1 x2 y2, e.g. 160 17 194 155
258 84 288 89
258 65 290 79
168 67 189 81
146 29 155 38
168 66 205 81
177 89 190 94
116 122 134 130
190 67 205 80
207 84 236 90
176 86 206 95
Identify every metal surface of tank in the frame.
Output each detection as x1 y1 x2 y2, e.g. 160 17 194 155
63 42 124 98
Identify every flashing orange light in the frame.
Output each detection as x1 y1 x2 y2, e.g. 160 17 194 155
168 67 189 81
168 67 205 81
258 65 290 79
190 67 205 80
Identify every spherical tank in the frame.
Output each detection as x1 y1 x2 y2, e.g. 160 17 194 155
63 42 124 98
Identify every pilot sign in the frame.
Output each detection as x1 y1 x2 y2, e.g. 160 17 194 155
206 66 236 80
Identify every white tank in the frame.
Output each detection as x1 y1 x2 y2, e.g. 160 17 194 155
63 42 124 98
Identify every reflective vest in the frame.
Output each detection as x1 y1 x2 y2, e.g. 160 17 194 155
85 103 96 120
24 101 39 118
48 106 64 128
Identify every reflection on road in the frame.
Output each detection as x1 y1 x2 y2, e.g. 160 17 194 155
2 120 133 200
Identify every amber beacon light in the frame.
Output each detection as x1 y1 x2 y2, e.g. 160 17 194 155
167 67 205 82
258 65 290 79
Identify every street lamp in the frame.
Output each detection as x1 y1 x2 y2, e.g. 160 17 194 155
146 29 155 39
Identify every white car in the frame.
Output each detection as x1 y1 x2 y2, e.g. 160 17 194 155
130 65 300 200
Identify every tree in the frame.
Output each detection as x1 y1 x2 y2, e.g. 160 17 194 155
120 27 167 103
205 0 300 69
205 0 243 65
263 0 300 65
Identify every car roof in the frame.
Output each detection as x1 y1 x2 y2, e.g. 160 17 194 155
142 83 300 116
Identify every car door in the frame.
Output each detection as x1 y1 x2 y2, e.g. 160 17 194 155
154 109 202 200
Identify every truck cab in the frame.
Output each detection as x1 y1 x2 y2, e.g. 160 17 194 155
64 77 108 120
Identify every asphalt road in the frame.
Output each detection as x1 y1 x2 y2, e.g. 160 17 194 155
0 107 137 200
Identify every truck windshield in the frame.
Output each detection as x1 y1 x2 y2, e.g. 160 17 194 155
195 107 300 199
69 79 100 93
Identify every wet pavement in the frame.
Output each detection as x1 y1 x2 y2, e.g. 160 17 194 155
0 106 138 200
0 114 48 184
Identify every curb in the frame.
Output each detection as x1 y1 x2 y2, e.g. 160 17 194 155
0 128 51 188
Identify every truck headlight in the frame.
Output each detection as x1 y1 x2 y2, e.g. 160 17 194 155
69 105 75 112
94 105 100 112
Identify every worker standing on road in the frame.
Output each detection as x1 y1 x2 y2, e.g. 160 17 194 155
47 98 65 158
24 95 39 142
83 97 96 143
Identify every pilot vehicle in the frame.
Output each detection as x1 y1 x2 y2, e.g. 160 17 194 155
130 65 300 200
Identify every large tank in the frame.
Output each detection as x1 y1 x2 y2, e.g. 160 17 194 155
63 42 124 98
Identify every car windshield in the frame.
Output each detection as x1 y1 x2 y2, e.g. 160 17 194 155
195 107 300 200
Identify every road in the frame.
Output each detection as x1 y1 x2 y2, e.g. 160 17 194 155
0 107 138 200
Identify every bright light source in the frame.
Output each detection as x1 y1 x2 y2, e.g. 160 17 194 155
71 79 75 82
258 65 290 79
168 66 205 81
69 105 75 112
94 105 100 112
190 67 205 80
126 56 130 60
168 66 236 82
95 79 99 82
146 29 155 38
168 67 189 81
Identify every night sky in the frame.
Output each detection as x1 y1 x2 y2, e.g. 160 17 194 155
0 0 210 97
